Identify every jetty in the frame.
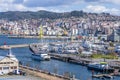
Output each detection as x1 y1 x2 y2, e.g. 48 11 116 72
92 74 113 79
0 44 29 49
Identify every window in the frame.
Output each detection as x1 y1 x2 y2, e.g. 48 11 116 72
3 62 7 64
7 62 10 64
11 67 14 69
0 67 2 70
11 62 14 64
0 62 3 64
3 67 9 70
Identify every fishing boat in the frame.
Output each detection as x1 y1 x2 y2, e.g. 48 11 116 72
29 25 50 61
32 53 50 61
87 62 114 72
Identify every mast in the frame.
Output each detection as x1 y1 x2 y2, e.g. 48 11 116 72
39 25 43 39
39 25 43 43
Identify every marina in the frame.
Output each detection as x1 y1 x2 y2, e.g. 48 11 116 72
0 35 120 80
0 1 120 79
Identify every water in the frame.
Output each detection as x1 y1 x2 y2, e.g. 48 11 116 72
0 35 120 80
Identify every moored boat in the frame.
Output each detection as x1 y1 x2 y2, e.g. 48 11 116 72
32 53 50 61
29 43 51 61
87 62 114 72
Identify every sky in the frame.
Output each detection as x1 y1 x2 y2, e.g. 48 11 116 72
0 0 120 16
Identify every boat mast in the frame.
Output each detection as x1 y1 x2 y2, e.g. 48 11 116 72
39 25 43 43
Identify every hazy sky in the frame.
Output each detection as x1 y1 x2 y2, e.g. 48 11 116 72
0 0 120 15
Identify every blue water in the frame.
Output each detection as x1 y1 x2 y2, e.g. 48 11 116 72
0 35 120 80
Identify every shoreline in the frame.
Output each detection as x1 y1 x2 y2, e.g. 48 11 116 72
20 65 73 80
7 35 72 39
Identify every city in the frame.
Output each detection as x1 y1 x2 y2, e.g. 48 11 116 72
0 0 120 80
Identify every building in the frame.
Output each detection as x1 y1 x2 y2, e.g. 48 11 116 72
108 29 120 42
0 49 19 75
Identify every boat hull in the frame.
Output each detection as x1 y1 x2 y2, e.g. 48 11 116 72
87 65 114 72
32 54 50 61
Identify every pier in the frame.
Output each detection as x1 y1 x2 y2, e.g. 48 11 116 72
0 44 29 49
50 53 92 66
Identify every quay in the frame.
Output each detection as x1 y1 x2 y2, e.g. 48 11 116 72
0 44 29 49
19 65 76 80
50 53 92 66
50 54 120 69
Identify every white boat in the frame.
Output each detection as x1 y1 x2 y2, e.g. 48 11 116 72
32 53 50 61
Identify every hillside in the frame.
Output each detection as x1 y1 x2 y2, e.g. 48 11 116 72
0 10 119 21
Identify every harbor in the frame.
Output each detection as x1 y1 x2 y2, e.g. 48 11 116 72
0 1 120 79
0 35 120 80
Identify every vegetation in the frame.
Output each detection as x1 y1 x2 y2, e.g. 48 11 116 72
0 10 86 21
98 36 101 40
91 53 118 59
0 10 119 21
109 42 114 47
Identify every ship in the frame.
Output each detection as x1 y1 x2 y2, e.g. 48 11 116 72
29 25 50 61
29 44 50 61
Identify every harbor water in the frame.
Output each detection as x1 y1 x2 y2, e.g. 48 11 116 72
0 35 120 80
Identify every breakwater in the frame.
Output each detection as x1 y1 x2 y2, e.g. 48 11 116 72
20 65 77 80
0 44 29 49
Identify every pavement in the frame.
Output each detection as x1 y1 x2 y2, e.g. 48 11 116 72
0 75 45 80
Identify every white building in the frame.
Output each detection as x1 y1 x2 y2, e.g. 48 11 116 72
0 49 19 75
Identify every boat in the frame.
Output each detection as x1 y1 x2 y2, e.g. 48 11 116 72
32 53 50 61
87 62 114 72
29 43 49 54
29 44 50 61
29 44 51 61
29 25 50 61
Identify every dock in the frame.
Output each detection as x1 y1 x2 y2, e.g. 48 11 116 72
92 74 113 79
50 53 92 66
0 44 29 49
